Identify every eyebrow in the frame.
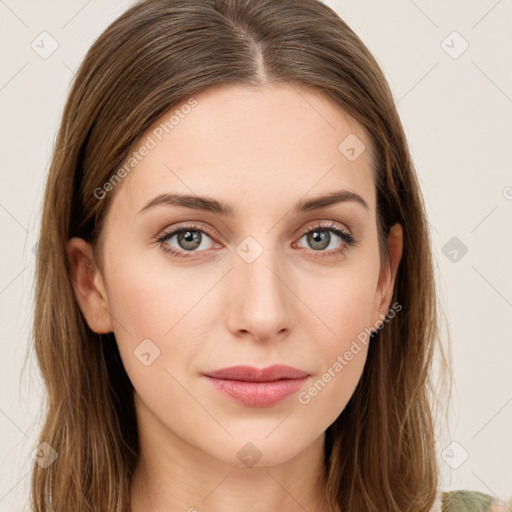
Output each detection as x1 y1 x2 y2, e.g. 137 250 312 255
137 189 369 216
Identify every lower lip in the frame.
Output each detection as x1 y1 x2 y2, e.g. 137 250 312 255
203 376 309 407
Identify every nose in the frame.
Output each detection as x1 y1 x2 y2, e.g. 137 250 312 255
226 245 293 343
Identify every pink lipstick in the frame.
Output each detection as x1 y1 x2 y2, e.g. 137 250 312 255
202 364 310 407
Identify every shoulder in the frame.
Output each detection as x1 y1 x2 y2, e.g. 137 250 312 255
440 490 511 512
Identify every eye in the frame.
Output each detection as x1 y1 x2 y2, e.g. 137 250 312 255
155 221 356 260
294 221 356 258
156 223 218 258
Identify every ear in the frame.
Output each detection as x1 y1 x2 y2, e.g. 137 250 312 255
372 223 403 327
66 237 114 334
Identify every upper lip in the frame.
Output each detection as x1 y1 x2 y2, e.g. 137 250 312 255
203 364 310 382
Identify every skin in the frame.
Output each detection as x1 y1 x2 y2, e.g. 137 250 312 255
67 83 403 512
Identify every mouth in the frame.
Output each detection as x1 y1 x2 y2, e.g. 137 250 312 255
202 364 310 407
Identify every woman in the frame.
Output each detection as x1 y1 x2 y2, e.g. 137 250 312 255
29 0 507 510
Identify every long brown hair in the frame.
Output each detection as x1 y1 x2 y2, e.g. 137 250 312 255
29 0 449 510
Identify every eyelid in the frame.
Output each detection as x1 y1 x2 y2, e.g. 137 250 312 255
159 221 217 239
296 220 353 239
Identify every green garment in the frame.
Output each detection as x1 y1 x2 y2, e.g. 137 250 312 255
442 490 510 511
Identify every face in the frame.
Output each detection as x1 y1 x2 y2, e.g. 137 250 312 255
68 83 402 468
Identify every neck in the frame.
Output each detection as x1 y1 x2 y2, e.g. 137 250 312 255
129 397 336 512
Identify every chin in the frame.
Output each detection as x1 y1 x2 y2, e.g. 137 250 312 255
200 428 320 469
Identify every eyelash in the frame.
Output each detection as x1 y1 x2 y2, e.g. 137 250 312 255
155 221 357 260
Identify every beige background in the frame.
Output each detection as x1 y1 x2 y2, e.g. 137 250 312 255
0 0 511 509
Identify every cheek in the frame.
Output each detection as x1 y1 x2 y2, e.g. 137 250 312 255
296 283 373 421
102 247 220 388
297 345 369 436
293 262 378 416
317 284 375 331
103 263 202 420
297 259 379 344
103 246 206 339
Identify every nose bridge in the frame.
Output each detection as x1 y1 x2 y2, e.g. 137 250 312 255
228 234 292 339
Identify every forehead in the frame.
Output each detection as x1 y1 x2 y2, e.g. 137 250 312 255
109 83 376 218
